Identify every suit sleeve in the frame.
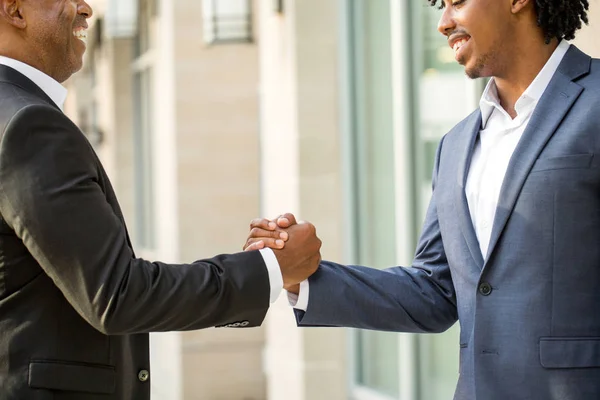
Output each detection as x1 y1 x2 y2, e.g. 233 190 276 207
0 104 270 335
295 136 458 333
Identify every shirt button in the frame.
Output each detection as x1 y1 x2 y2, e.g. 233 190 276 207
481 220 489 229
479 282 492 296
138 369 149 382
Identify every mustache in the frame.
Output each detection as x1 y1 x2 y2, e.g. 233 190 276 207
73 15 88 30
446 29 469 38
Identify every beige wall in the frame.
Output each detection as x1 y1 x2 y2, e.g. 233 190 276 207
171 1 266 399
572 0 600 56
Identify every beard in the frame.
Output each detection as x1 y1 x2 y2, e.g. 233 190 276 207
464 52 490 79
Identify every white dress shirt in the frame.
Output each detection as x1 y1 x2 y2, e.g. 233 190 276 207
466 39 569 258
0 55 284 304
289 40 571 311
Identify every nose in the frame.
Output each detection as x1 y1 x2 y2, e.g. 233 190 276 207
437 5 455 37
78 0 94 18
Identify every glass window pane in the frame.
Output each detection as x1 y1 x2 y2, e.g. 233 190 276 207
349 0 399 397
133 68 156 250
357 331 400 398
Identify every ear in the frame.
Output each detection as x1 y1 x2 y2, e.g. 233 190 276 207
0 0 26 29
511 0 534 14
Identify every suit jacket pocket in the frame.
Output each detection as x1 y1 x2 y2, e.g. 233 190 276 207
530 154 593 172
28 360 116 394
539 337 600 369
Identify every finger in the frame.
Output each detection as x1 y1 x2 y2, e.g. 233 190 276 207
249 227 289 241
276 213 297 228
246 237 285 250
244 240 265 251
250 218 277 231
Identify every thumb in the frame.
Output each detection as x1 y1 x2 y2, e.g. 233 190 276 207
276 213 298 228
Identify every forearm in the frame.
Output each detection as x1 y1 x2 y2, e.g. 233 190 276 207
94 252 270 334
296 261 458 333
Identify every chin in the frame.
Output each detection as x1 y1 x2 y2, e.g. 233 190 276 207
464 67 482 80
464 55 492 80
56 63 82 83
70 56 84 74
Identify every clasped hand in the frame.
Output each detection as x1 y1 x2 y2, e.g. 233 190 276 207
243 213 321 292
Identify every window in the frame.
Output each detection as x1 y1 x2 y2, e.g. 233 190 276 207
136 0 157 56
347 1 400 398
274 0 284 14
132 0 157 250
132 68 156 250
203 0 253 43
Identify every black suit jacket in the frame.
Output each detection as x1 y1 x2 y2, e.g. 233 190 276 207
0 65 270 399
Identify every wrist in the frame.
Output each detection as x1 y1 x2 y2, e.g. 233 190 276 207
284 283 300 295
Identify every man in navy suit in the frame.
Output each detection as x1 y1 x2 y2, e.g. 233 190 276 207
246 0 600 398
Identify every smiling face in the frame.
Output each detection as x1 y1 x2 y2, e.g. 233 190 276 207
21 0 92 82
438 0 517 79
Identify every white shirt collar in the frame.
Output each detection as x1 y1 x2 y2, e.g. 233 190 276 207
0 56 68 111
480 39 571 128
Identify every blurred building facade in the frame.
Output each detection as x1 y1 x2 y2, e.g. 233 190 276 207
64 0 600 400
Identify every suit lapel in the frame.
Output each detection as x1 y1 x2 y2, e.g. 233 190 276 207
483 46 590 266
454 111 485 269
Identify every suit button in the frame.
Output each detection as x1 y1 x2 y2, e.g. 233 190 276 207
138 369 149 382
479 282 492 296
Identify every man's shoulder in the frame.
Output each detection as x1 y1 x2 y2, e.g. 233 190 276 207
0 82 61 132
586 57 600 78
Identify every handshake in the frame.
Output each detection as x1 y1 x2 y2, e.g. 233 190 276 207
243 213 321 293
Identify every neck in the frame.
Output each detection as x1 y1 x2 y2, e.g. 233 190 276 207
494 36 559 118
0 39 56 81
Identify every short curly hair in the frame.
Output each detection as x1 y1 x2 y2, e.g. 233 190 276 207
428 0 589 43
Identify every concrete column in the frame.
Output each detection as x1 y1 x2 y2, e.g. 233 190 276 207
260 1 348 399
149 0 183 398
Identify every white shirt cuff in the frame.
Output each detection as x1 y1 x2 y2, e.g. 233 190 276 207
287 279 310 311
259 248 283 303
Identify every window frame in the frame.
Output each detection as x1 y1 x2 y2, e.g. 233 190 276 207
203 0 254 44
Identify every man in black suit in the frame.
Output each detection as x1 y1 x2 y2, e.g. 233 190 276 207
0 1 321 399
